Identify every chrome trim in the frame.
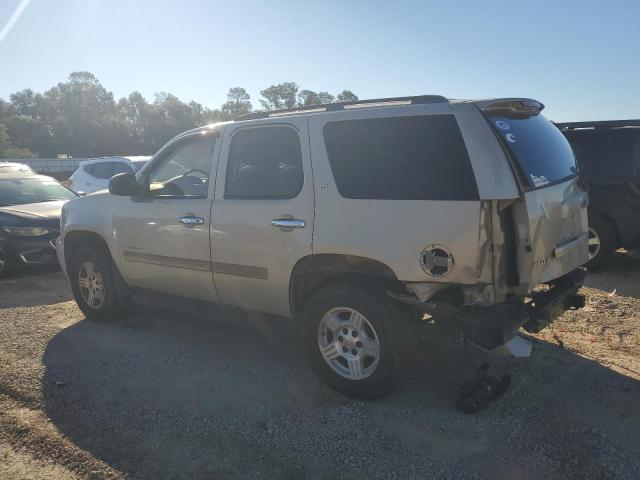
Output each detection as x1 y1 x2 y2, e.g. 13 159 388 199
177 216 205 227
212 261 268 280
271 218 305 229
19 248 55 264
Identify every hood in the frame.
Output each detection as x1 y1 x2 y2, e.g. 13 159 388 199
0 200 65 226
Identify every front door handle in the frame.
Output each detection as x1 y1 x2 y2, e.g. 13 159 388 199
271 218 305 230
178 216 204 227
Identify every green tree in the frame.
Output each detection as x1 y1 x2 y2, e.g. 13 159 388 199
337 90 359 103
260 82 298 111
221 87 252 119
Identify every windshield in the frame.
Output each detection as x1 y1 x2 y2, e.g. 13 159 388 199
488 113 577 189
0 177 77 206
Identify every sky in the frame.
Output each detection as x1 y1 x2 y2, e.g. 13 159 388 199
0 0 638 122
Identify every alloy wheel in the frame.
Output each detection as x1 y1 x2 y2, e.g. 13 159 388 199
78 261 105 309
588 227 601 260
317 307 380 380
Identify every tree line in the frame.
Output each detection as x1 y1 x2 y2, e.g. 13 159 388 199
0 72 358 159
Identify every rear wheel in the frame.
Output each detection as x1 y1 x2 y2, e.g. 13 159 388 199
302 282 413 399
586 216 616 270
69 246 123 321
0 246 11 278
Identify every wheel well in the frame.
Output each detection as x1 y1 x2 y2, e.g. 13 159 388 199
590 211 621 245
63 231 112 271
289 254 400 318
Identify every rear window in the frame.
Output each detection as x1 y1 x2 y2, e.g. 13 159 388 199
323 115 478 200
488 114 577 189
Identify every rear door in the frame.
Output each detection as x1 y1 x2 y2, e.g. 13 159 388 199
309 103 483 285
480 102 589 286
211 118 314 317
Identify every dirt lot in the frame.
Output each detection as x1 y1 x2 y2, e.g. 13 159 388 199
1 255 639 479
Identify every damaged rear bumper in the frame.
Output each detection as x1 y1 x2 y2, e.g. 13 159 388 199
391 268 586 351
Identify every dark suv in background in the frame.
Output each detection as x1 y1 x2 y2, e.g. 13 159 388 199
558 120 640 268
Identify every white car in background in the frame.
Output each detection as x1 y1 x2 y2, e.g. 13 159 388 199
0 162 37 175
67 156 150 194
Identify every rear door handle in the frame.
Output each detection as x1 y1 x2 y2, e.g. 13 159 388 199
178 216 205 227
271 218 305 230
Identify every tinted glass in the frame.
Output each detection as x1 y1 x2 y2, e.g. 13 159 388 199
113 162 133 175
323 115 478 200
489 114 577 189
148 135 216 197
565 130 640 182
226 126 303 199
92 162 114 179
0 177 76 206
83 164 95 175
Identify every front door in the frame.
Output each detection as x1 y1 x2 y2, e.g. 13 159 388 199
114 131 221 301
211 119 314 317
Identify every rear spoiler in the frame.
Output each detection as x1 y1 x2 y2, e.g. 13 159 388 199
474 98 544 118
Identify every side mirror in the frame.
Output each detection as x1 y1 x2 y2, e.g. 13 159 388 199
109 173 139 196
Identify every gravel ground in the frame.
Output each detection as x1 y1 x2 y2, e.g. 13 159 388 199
0 255 639 479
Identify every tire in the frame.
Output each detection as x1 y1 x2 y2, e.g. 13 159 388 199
0 245 13 278
301 281 413 399
586 216 617 270
69 245 123 321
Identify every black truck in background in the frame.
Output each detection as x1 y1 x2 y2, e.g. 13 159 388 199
557 120 640 269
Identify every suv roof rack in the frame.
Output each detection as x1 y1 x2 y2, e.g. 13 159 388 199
236 95 449 121
556 119 640 130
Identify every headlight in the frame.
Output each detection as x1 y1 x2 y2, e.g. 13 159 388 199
3 226 51 236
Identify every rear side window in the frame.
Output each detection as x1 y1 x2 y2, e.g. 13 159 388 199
91 162 115 179
488 114 577 189
113 162 133 175
225 126 304 199
323 115 478 200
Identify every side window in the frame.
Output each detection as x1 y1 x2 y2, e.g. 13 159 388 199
225 126 303 199
113 162 133 175
147 135 217 198
323 115 478 200
92 162 115 180
83 164 95 175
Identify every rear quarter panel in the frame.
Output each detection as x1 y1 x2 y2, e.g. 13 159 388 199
309 103 482 284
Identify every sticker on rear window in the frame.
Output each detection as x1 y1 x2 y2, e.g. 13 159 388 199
495 120 511 130
530 174 550 187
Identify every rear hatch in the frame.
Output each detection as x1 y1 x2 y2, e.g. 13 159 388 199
478 99 589 288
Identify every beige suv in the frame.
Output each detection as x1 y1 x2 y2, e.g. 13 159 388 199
57 95 589 398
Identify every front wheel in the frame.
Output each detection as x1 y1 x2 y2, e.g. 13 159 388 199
69 246 123 321
301 282 413 399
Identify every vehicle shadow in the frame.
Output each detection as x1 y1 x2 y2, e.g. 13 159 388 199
584 251 640 298
0 268 72 308
42 308 640 479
